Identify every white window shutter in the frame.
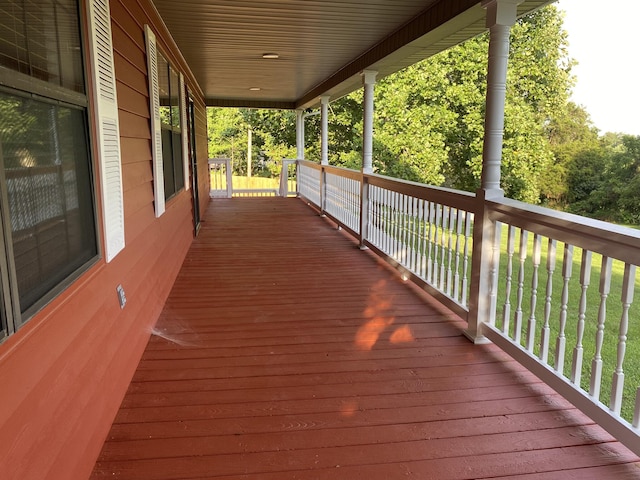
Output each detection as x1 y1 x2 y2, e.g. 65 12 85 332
88 0 125 262
145 25 165 217
180 73 190 190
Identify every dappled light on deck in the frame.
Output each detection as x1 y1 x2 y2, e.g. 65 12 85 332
356 279 417 351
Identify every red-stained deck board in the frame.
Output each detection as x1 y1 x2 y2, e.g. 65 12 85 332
90 197 640 480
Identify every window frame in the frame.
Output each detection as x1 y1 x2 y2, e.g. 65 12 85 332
145 25 187 216
158 52 185 201
0 0 123 336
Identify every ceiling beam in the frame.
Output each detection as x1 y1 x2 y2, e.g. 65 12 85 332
206 98 297 110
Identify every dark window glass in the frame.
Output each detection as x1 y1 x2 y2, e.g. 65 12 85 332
169 65 180 130
157 52 183 200
0 0 84 93
0 92 96 313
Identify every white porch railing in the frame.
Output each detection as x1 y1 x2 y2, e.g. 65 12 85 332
208 158 233 198
292 159 640 456
209 158 296 198
279 159 297 197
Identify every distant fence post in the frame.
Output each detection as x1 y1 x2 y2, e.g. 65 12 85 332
208 158 233 198
279 159 297 197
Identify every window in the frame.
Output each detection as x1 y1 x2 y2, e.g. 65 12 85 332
145 25 187 216
157 53 184 201
0 93 97 315
0 0 121 336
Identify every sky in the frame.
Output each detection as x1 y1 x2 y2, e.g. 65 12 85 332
555 0 640 135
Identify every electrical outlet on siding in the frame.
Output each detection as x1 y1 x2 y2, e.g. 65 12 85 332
116 284 126 309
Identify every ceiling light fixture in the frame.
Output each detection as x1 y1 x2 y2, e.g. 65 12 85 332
249 87 261 91
262 53 279 59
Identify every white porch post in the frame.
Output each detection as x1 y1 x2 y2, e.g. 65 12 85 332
320 95 330 165
295 109 304 160
362 70 377 174
466 0 522 343
359 70 377 248
480 0 521 193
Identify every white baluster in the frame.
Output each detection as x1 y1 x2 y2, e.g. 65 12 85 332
571 249 592 386
526 234 542 352
634 387 640 428
393 192 402 262
502 225 516 334
610 263 636 414
411 197 420 273
387 189 394 256
453 209 464 301
446 207 456 295
539 238 557 364
379 187 385 248
419 199 426 278
402 194 409 267
461 212 472 307
488 221 502 325
513 229 529 344
377 187 383 248
427 202 435 282
385 189 391 255
433 204 442 286
590 256 612 400
370 186 377 246
376 187 383 250
439 205 448 291
403 194 410 267
555 243 573 375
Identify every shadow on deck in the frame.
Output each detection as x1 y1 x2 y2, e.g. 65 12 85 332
91 198 640 479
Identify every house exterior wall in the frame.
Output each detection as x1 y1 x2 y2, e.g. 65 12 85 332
0 1 209 479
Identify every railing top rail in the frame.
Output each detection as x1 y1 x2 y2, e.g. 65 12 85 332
208 157 231 165
296 160 477 212
366 173 477 211
298 160 362 181
488 197 640 265
298 159 322 170
323 165 363 181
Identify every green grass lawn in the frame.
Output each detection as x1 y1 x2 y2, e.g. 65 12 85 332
231 175 280 190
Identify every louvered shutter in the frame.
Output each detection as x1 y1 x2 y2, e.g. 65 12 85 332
180 73 190 190
145 25 165 217
88 0 125 262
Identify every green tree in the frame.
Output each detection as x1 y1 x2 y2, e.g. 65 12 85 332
606 135 640 223
541 101 599 207
207 107 246 161
368 4 573 202
207 6 581 205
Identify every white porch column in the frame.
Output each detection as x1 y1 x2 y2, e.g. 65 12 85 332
295 109 304 160
480 0 522 194
362 70 377 174
466 0 521 344
320 95 330 165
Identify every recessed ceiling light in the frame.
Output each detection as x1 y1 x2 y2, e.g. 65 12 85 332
262 53 279 59
249 87 261 91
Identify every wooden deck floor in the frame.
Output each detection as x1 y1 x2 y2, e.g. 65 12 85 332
91 198 640 480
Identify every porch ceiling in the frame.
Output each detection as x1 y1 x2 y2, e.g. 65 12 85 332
150 0 552 109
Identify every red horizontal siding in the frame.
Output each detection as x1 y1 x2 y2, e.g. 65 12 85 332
0 0 208 478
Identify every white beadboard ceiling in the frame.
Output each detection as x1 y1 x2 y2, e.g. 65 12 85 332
151 0 552 109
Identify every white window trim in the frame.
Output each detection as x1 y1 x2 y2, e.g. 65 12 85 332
180 73 190 190
145 24 165 217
